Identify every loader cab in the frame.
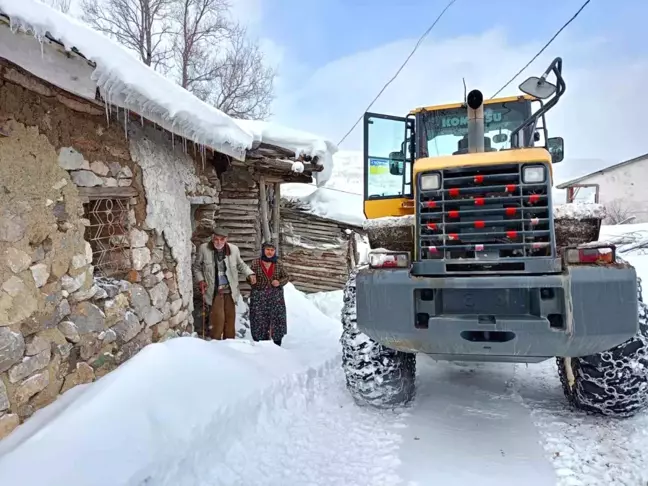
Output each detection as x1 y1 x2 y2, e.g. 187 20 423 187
363 58 566 221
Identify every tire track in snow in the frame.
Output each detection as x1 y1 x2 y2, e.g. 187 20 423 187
512 360 648 486
198 356 558 486
397 357 557 485
207 365 408 486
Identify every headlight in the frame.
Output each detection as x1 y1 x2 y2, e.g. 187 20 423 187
420 172 441 191
522 165 546 184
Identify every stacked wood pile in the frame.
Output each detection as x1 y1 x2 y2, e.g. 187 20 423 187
190 143 331 297
217 168 262 294
280 204 362 293
240 143 323 183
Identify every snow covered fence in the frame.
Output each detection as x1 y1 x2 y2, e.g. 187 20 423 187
0 284 342 486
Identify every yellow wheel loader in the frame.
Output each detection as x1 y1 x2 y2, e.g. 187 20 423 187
341 58 648 418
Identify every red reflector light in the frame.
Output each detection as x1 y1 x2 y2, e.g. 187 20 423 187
474 175 484 184
474 197 485 206
506 231 517 239
369 252 410 269
565 246 615 265
448 233 458 241
505 184 516 193
449 188 460 197
474 220 485 229
475 244 484 251
426 222 437 230
529 194 540 204
505 207 516 216
425 201 437 209
448 210 459 219
428 246 438 254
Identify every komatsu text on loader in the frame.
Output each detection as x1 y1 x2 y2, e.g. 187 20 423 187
341 58 648 418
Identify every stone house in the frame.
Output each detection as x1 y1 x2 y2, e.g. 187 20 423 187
0 4 334 439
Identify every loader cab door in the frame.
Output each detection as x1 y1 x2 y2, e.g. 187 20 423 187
363 113 414 219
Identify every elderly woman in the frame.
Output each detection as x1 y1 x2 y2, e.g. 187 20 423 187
249 242 290 346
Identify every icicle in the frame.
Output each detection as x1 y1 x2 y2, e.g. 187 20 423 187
172 132 175 150
124 109 128 140
103 92 110 126
141 114 144 127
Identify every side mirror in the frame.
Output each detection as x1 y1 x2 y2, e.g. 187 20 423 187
389 151 405 175
547 137 564 163
389 161 404 175
519 76 557 100
493 133 508 144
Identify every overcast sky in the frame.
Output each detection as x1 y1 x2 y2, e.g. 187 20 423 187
69 0 648 180
234 0 647 180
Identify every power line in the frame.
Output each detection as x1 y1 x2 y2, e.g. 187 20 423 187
490 0 591 99
336 0 458 147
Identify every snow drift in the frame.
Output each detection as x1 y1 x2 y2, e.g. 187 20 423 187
0 284 342 486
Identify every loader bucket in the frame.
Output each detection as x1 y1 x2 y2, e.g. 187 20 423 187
364 216 415 254
554 218 602 248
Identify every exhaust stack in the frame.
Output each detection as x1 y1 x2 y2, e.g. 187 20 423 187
466 89 484 153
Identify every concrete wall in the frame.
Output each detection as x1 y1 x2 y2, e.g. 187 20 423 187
569 157 648 224
0 59 220 439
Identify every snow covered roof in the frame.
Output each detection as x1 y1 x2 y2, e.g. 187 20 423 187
556 152 648 189
0 0 337 183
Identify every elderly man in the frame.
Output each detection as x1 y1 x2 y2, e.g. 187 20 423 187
193 227 256 340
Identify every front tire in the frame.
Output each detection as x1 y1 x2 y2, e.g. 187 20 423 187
557 274 648 417
340 268 416 408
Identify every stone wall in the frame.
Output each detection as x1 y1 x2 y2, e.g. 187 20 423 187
0 60 219 439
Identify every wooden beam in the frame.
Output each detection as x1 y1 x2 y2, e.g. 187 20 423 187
247 143 296 159
259 177 271 243
77 186 139 199
232 157 322 174
272 182 281 248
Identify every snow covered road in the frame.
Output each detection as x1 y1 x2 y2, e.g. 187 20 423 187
2 264 648 485
198 356 648 486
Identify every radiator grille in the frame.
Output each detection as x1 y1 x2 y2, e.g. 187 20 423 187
418 164 552 261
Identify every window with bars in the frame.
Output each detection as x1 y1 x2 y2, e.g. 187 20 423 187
83 197 131 277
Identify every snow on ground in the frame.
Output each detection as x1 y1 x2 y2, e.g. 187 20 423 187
0 0 337 176
0 284 342 486
217 229 648 486
2 226 648 486
305 290 343 321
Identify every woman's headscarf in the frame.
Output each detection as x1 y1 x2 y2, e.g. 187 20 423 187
261 242 278 263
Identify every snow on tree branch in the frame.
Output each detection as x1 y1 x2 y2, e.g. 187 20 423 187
46 0 71 13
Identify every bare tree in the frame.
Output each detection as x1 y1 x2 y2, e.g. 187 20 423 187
172 3 274 119
81 0 175 70
172 0 230 95
47 0 72 13
605 199 634 225
80 0 275 119
208 26 274 120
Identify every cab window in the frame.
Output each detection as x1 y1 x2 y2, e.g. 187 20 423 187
365 115 409 198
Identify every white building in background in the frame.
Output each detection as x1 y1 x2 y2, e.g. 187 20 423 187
556 153 648 224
